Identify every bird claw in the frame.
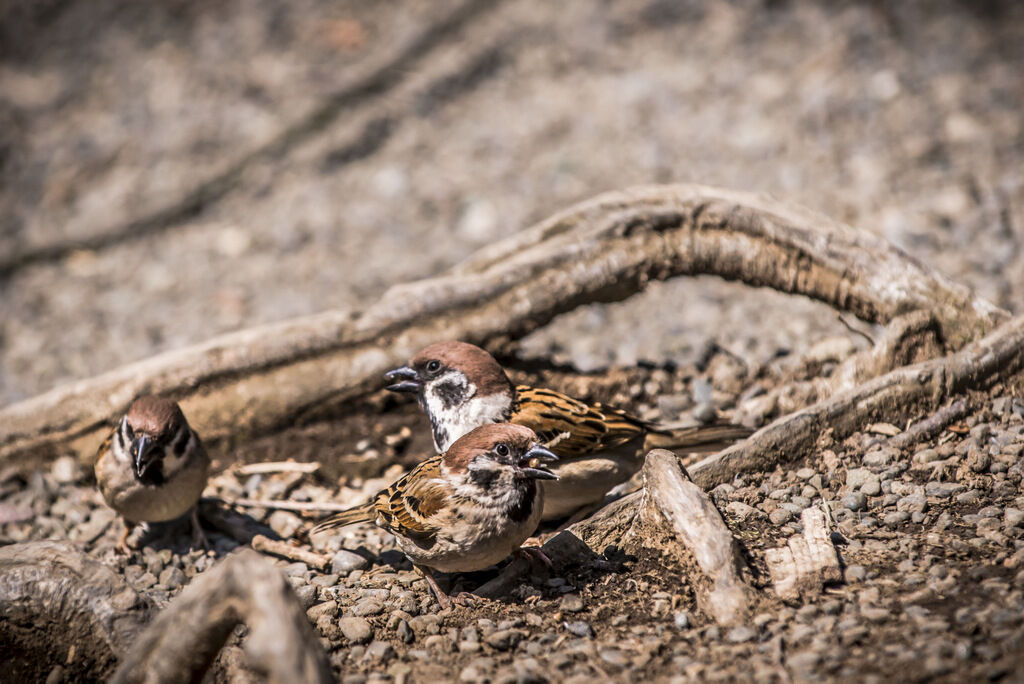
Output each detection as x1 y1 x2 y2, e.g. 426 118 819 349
452 591 481 607
190 508 210 551
517 546 553 571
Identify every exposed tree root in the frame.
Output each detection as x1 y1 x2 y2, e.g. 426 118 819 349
110 549 332 684
0 184 1005 469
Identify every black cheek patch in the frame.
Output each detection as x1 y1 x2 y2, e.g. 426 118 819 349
172 429 190 456
469 466 499 489
507 480 536 523
433 379 467 410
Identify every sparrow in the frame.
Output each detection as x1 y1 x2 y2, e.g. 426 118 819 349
311 423 557 609
94 396 210 551
384 341 753 520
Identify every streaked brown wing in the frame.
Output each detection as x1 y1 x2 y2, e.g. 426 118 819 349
512 386 647 458
372 454 448 546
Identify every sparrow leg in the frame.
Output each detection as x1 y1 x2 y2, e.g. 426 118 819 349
117 520 135 554
451 592 481 607
415 564 454 611
189 507 210 550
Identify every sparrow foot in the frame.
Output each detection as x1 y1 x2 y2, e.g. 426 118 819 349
416 564 457 611
451 591 481 607
117 521 135 554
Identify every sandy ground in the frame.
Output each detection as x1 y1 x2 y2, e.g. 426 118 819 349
1 0 1022 404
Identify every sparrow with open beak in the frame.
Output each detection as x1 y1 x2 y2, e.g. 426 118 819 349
311 423 556 609
94 396 210 551
384 341 752 520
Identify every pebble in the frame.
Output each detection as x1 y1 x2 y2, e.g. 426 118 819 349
694 402 718 424
861 477 882 497
1005 508 1024 527
307 600 338 621
294 584 319 610
332 550 370 575
158 566 186 591
845 565 867 582
913 448 942 464
600 649 630 669
484 629 524 651
674 611 692 630
843 492 867 511
338 617 374 644
769 508 793 525
885 511 910 527
897 494 927 513
726 626 757 643
363 640 395 663
51 456 82 484
398 620 414 644
956 490 982 505
560 594 584 612
268 511 303 538
725 502 763 520
925 482 964 498
351 598 385 617
564 621 594 638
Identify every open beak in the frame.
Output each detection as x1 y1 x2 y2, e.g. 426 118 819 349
132 434 153 480
519 444 558 481
384 365 421 393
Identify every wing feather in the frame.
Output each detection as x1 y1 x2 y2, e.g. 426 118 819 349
371 455 448 546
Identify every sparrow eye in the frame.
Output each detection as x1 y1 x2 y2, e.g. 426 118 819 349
495 443 509 457
425 360 442 375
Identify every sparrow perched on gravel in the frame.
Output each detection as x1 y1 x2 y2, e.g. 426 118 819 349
311 423 557 609
94 396 210 551
385 341 752 520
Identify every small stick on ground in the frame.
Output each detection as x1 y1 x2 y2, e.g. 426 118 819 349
222 497 353 513
887 399 970 450
233 462 321 476
251 535 331 572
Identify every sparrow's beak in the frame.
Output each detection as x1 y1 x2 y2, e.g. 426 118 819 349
384 365 421 393
519 444 558 481
132 434 153 480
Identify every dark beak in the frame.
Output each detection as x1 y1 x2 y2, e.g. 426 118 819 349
132 435 153 480
384 365 421 393
519 444 558 481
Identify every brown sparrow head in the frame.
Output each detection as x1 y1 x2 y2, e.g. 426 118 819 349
94 396 210 549
311 423 556 608
386 342 751 520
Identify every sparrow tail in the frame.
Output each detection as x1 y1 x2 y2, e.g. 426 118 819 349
310 502 376 535
644 423 754 454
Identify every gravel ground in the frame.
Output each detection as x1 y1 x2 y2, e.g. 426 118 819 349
3 357 1024 681
2 0 1023 403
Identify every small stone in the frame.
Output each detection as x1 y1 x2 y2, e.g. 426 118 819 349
769 508 793 525
51 456 82 484
897 494 927 513
925 482 964 498
294 584 318 610
861 477 882 497
863 448 894 466
726 502 763 521
331 550 370 575
560 594 584 612
564 621 594 638
727 626 757 643
956 490 982 505
913 448 942 464
363 640 395 663
338 617 373 644
307 600 338 621
484 629 524 651
398 620 414 644
694 402 718 424
158 566 186 591
843 493 867 512
267 511 303 538
845 565 867 582
599 649 629 669
351 598 384 617
967 449 991 473
885 511 910 527
674 611 692 630
1005 508 1024 527
458 640 481 653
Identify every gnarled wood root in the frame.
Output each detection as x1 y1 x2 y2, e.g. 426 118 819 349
111 549 332 684
0 541 152 682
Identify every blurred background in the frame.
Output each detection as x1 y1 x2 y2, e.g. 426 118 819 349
1 0 1021 406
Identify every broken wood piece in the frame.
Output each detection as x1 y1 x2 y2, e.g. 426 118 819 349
639 450 752 625
765 506 842 601
0 541 152 682
111 549 331 684
251 534 332 572
887 399 970 450
234 461 321 475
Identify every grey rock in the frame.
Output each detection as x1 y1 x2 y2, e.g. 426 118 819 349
351 598 385 617
484 629 524 651
842 492 867 511
331 550 369 575
694 402 718 424
307 600 338 621
897 494 927 513
362 640 394 663
268 511 303 538
861 477 882 497
885 511 910 527
338 616 373 644
398 619 414 644
925 482 964 498
294 584 319 610
599 649 630 668
560 594 584 612
158 566 186 591
564 621 594 638
845 565 867 582
863 448 895 466
51 456 82 484
956 490 982 505
674 611 692 630
727 626 757 643
913 448 942 464
1005 508 1024 527
725 501 763 521
769 508 793 525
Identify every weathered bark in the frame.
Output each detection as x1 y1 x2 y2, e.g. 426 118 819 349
0 184 1005 469
0 541 152 682
689 312 1024 490
765 507 842 601
110 549 332 684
